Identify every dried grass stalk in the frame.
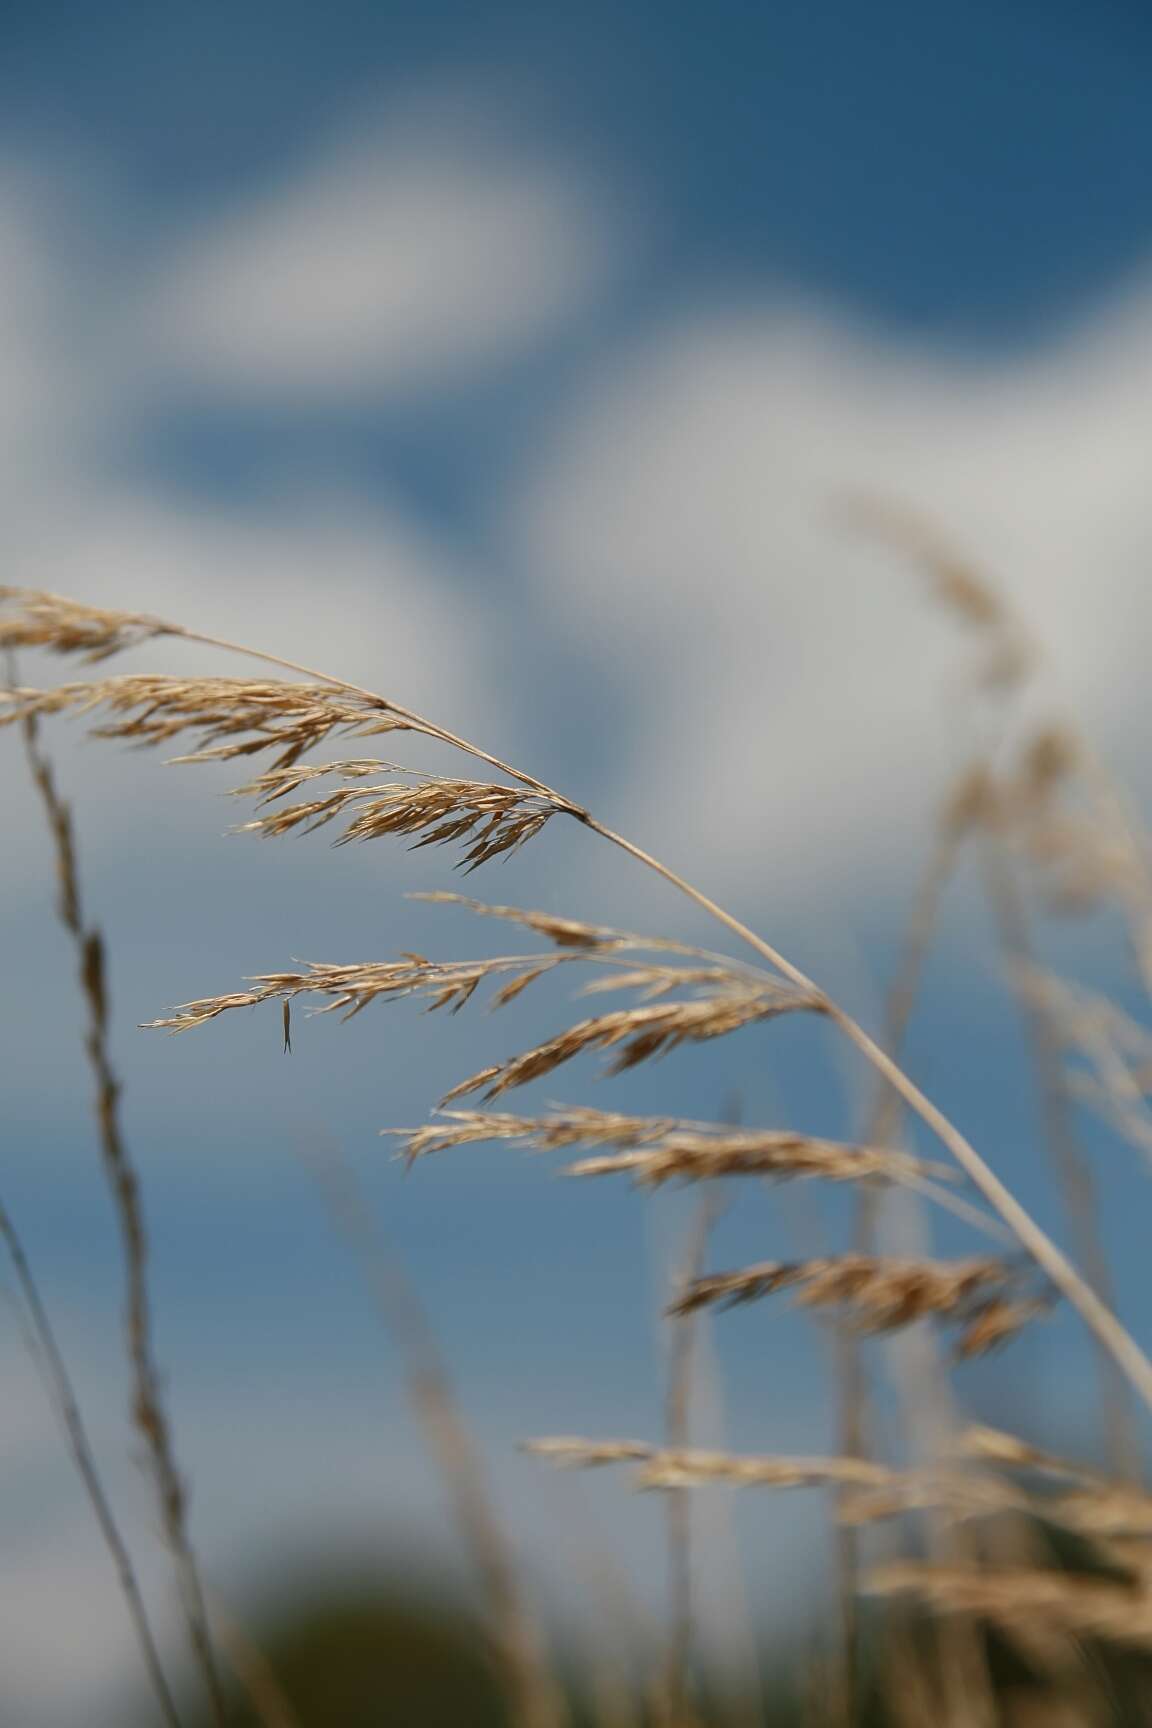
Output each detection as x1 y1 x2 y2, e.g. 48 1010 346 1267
413 891 776 968
145 956 548 1031
562 1140 946 1189
0 674 420 766
146 939 785 1038
0 1199 184 1727
1047 1488 1152 1541
838 1473 1023 1528
992 726 1152 969
307 1148 566 1728
1013 968 1152 1167
963 1427 1152 1541
870 1562 1152 1650
978 844 1140 1482
527 1438 906 1494
838 498 1034 689
386 1106 953 1188
209 1603 302 1728
14 699 225 1724
0 586 173 661
963 1425 1103 1483
441 986 819 1104
0 586 570 796
937 728 1142 977
390 1104 682 1161
527 1438 1049 1532
233 764 560 868
10 582 1152 1413
671 1255 1045 1356
659 1193 718 1728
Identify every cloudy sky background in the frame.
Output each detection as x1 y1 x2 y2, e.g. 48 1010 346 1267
4 1 1152 1720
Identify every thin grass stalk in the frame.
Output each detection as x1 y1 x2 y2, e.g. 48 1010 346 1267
980 831 1141 1483
832 817 965 1719
13 691 226 1726
10 593 1152 1411
661 1192 721 1728
0 1198 184 1727
155 617 575 804
878 1199 998 1728
575 1555 652 1728
854 804 1004 1728
209 1601 302 1728
1067 743 1152 1004
304 1143 566 1728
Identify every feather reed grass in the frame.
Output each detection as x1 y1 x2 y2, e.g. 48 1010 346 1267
5 582 1150 1414
6 563 1152 1725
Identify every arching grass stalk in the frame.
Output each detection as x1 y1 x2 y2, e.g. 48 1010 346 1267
6 585 1152 1415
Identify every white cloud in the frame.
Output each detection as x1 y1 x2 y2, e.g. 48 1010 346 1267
0 170 115 546
144 102 618 400
0 1537 151 1726
507 286 1152 918
0 113 541 898
6 487 493 704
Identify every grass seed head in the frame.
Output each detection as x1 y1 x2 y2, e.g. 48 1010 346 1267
385 1108 954 1188
0 587 172 663
670 1254 1045 1354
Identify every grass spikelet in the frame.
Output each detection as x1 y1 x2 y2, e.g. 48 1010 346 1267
837 1473 1023 1528
0 586 172 662
441 986 820 1104
839 497 1034 688
146 944 788 1039
527 1439 1038 1528
526 1438 911 1495
1011 968 1152 1163
560 1135 953 1189
941 762 1001 838
0 674 418 768
636 1452 907 1494
232 765 561 867
412 892 779 967
387 1107 954 1189
1015 727 1082 804
963 1425 1102 1482
145 954 566 1032
413 891 622 949
963 1427 1152 1539
524 1438 659 1469
671 1255 1045 1355
386 1105 675 1162
869 1563 1152 1650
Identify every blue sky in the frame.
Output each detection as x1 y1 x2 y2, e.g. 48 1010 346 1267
7 0 1152 333
3 3 1152 1721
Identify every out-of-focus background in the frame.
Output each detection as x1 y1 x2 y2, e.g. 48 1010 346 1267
4 2 1152 1721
